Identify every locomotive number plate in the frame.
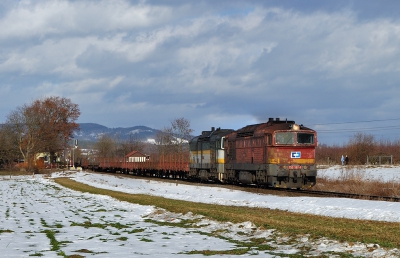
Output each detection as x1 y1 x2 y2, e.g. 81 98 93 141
288 165 302 170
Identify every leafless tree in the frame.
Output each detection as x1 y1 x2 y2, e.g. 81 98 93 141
4 96 80 171
94 134 116 160
0 125 21 169
117 133 146 157
156 117 193 160
346 132 375 165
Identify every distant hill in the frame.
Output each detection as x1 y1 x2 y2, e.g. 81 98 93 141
74 123 160 142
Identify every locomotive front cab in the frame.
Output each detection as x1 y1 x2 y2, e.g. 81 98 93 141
269 124 317 189
275 124 315 145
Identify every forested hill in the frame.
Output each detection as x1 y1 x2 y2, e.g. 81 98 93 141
74 123 160 142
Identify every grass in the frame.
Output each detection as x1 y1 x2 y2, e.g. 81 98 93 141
0 170 33 176
0 229 14 234
54 177 400 249
70 220 131 229
42 229 60 251
126 228 145 234
183 248 249 255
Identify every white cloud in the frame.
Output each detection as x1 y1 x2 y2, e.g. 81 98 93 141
0 0 173 39
2 1 400 143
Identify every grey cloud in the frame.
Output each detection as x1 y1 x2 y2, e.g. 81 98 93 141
1 0 400 145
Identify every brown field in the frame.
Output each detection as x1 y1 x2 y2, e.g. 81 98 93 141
314 166 400 197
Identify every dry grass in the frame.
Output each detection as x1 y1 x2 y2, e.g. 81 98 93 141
0 169 62 176
314 166 400 197
55 177 400 249
0 170 32 176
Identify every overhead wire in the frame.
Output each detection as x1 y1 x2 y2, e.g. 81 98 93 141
309 118 400 134
310 117 400 126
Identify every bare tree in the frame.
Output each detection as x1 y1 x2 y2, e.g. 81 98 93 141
170 117 194 145
94 134 117 165
4 96 80 171
117 133 146 157
316 143 341 165
315 136 400 165
156 117 193 159
346 132 375 165
0 125 21 169
155 130 175 154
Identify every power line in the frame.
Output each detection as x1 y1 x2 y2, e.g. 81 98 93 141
310 117 400 126
318 125 400 133
308 117 400 136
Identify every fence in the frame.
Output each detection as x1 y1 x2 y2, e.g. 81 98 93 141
366 155 393 165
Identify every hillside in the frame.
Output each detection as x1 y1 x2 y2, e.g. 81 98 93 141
74 123 160 142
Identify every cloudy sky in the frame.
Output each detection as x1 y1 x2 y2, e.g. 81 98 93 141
1 0 400 145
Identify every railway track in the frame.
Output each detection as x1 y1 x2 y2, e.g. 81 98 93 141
277 188 400 202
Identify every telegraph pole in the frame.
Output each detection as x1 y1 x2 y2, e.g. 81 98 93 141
73 139 78 169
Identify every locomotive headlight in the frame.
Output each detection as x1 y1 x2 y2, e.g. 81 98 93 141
292 124 300 130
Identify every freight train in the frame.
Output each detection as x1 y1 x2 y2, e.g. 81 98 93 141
86 118 317 189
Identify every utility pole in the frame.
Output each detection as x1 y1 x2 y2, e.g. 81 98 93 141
73 139 78 169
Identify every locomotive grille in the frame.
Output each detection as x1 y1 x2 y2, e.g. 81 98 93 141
236 131 254 138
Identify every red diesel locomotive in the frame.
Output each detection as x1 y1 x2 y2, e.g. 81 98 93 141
189 118 317 188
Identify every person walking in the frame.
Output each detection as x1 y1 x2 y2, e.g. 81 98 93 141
345 155 349 165
341 155 345 165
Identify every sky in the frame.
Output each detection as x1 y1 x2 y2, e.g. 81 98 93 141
1 168 399 257
1 0 400 145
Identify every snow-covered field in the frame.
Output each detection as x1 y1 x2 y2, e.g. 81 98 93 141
317 165 400 182
0 166 399 257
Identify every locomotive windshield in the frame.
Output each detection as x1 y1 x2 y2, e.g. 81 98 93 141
275 132 315 145
297 133 314 144
275 132 294 144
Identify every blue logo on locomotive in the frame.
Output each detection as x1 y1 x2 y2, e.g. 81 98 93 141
291 152 301 158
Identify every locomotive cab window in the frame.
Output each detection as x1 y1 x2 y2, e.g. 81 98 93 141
275 132 294 145
297 133 314 144
266 134 272 145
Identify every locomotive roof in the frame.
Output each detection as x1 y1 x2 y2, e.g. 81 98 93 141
191 127 234 142
191 118 315 142
235 118 314 138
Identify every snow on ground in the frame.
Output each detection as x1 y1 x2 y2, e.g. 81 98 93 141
317 165 400 182
70 167 400 223
0 166 399 257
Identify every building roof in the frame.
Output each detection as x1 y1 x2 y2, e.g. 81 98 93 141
125 150 147 158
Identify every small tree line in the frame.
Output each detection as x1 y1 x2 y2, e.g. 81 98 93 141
316 132 400 165
0 96 80 171
91 117 193 165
